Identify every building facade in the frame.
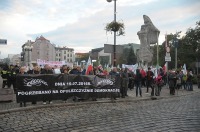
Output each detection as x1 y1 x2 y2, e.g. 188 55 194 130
21 36 75 67
55 47 75 62
32 36 56 62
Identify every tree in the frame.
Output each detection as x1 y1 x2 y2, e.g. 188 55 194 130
176 21 200 70
159 21 200 70
127 47 137 65
99 56 109 66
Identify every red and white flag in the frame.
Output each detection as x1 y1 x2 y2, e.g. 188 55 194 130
163 62 167 74
86 56 93 75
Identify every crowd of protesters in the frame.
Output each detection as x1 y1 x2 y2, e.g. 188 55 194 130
0 63 200 107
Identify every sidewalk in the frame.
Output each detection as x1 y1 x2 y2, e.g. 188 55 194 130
0 85 200 114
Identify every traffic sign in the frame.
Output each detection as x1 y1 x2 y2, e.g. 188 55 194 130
166 53 170 57
165 56 171 62
0 39 7 45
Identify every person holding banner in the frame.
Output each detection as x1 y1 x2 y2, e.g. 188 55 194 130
69 66 82 75
109 67 119 100
61 65 70 74
41 64 53 104
28 65 41 105
17 67 28 107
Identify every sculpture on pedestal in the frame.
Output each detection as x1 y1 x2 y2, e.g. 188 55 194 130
137 15 160 68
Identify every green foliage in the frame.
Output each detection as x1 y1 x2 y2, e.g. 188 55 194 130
192 75 198 84
99 56 109 66
127 46 137 65
156 21 200 70
105 21 125 36
92 59 101 67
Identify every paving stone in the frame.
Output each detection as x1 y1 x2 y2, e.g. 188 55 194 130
0 86 200 132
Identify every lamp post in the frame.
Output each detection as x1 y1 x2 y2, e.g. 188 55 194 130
24 44 33 68
173 37 178 70
107 0 117 67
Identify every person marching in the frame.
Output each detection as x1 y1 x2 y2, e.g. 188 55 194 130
134 69 142 97
168 71 177 95
146 67 154 95
120 68 129 98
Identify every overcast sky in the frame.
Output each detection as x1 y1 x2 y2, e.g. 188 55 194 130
0 0 199 59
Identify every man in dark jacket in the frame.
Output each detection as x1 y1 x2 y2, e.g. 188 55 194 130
41 64 53 74
146 67 154 95
40 64 53 104
7 65 17 92
168 71 177 95
120 68 129 98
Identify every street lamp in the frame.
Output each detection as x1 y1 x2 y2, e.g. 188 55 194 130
24 44 33 68
107 0 117 67
173 37 178 70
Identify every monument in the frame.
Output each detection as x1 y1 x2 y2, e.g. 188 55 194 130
137 15 160 67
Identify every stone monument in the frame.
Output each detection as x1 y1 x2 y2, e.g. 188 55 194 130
137 15 160 67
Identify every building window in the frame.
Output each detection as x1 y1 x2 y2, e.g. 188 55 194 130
67 54 69 57
64 56 66 60
59 53 61 56
56 54 58 56
64 51 66 54
70 59 72 62
70 54 72 57
67 59 69 62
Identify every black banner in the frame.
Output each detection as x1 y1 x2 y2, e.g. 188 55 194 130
16 74 121 103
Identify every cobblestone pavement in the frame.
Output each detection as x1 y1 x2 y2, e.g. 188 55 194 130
0 84 200 112
0 88 200 131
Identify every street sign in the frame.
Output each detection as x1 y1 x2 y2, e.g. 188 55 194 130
166 53 170 57
0 39 7 45
165 56 171 62
104 44 123 53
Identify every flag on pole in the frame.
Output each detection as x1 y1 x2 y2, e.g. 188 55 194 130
183 64 187 75
165 34 168 48
163 62 167 74
86 56 93 75
154 68 158 78
117 64 120 69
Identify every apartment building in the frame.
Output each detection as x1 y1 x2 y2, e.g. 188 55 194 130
55 46 75 62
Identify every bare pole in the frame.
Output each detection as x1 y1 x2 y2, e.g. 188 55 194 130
113 0 117 67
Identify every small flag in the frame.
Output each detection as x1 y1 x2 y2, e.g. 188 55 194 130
183 64 187 75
